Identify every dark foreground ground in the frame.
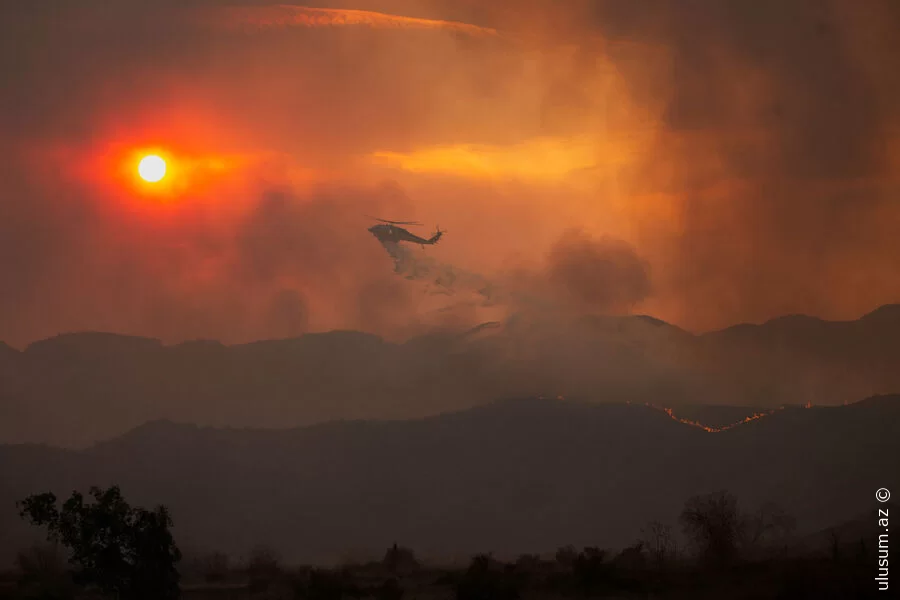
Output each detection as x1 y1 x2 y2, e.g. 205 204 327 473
0 548 887 600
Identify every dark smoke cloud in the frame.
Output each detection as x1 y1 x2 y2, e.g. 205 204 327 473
545 231 651 313
391 229 653 321
1 0 899 345
449 0 900 327
584 0 900 327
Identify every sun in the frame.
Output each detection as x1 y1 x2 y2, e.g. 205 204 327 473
138 155 167 183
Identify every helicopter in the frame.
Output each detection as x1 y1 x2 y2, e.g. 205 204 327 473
367 217 444 247
367 216 445 278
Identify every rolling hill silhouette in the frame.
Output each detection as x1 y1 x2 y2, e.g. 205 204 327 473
1 305 899 447
2 395 898 565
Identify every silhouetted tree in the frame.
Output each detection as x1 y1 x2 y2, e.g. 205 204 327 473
293 568 347 600
512 554 541 577
679 490 740 566
17 485 181 600
514 554 540 569
199 551 230 583
855 537 867 563
613 542 647 571
375 577 404 600
246 545 282 592
641 520 678 568
455 554 519 600
741 502 797 556
554 545 578 568
829 529 841 562
572 547 610 594
382 543 418 576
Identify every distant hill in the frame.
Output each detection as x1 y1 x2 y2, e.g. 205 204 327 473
1 395 898 565
795 512 884 558
694 304 900 407
1 305 899 446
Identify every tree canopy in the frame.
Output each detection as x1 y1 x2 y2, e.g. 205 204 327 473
18 485 181 600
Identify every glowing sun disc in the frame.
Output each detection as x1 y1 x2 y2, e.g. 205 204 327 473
138 155 167 182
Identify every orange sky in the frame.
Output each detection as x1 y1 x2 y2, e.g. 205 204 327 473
1 0 899 346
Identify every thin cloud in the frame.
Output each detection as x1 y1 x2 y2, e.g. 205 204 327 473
202 5 500 38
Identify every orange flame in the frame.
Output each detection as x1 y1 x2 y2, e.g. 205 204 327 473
643 403 786 433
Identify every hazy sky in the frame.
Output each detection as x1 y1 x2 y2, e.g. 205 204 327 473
1 0 899 346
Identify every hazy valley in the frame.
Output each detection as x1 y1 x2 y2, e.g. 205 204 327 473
3 393 898 566
2 305 899 448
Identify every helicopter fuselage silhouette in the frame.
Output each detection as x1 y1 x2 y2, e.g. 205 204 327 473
368 223 443 246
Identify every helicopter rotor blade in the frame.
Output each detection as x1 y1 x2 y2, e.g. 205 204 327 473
365 215 423 226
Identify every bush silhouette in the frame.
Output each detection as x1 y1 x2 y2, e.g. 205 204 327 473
375 577 404 600
455 554 520 600
199 551 231 583
571 547 610 594
13 544 76 600
246 545 282 592
554 545 578 567
293 568 349 600
17 485 181 600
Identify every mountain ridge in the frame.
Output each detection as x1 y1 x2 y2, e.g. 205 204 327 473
6 303 899 352
2 305 900 447
1 392 889 453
